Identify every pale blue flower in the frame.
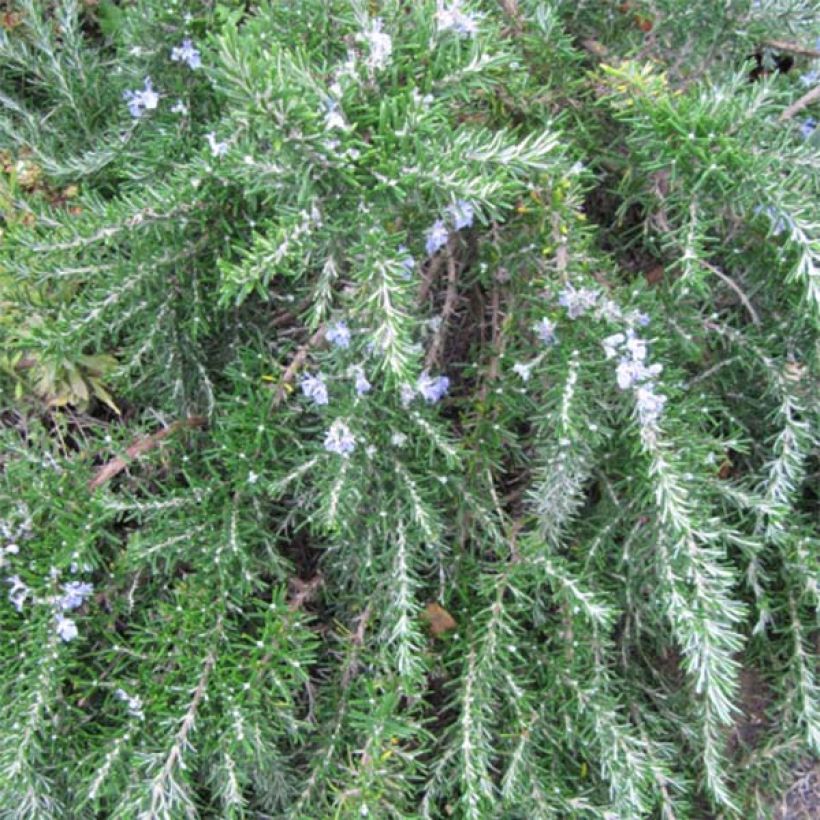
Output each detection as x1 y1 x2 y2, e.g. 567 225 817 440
351 366 371 395
616 359 662 390
59 581 94 611
602 332 625 359
436 2 479 37
361 18 392 71
635 385 667 426
123 77 159 119
327 321 352 349
615 359 639 390
558 284 599 318
124 95 142 119
301 373 329 406
170 39 201 70
533 318 557 346
512 362 533 381
324 420 356 455
623 330 647 362
6 574 28 613
799 117 817 139
799 69 819 88
323 97 347 131
206 132 229 157
447 199 475 230
400 383 416 407
425 220 449 256
115 687 145 719
417 371 450 403
54 613 78 642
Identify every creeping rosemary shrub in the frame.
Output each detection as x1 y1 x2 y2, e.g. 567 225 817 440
0 1 817 817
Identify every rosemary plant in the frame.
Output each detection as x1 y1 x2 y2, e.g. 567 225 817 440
0 1 817 817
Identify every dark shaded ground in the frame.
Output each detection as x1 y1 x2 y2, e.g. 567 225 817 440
722 665 819 819
775 761 820 819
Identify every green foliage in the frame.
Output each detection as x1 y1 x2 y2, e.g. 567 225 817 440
0 0 817 817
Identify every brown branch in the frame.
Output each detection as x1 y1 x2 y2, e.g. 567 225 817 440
424 245 460 370
417 251 446 305
288 574 324 611
497 0 523 35
780 83 820 122
479 282 503 403
272 327 326 407
247 324 327 464
266 245 454 411
341 605 371 689
13 356 36 370
497 0 520 18
478 221 508 403
88 415 206 490
551 210 569 277
764 39 820 59
487 283 502 380
701 261 760 326
581 38 609 58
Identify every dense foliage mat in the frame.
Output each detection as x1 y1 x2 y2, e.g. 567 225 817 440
0 1 817 817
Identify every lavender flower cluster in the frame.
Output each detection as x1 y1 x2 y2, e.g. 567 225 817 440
4 506 95 643
0 513 27 568
300 372 329 406
533 317 557 346
123 77 159 119
6 570 94 643
602 328 666 431
350 365 372 396
558 283 600 319
124 40 199 117
425 199 476 255
324 419 356 456
326 321 351 349
115 686 145 720
300 351 448 456
295 186 466 455
49 574 95 642
2 505 33 609
556 282 665 432
511 282 664 434
435 1 479 37
414 371 451 403
511 284 597 380
359 18 393 71
282 93 474 460
122 39 235 158
170 38 201 70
